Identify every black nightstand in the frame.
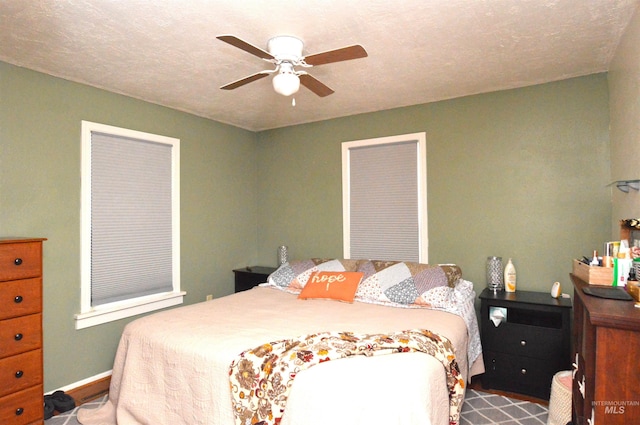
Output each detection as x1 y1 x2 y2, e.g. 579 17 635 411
479 288 572 399
233 266 277 293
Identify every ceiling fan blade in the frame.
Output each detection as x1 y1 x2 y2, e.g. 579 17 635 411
220 71 272 90
299 74 334 97
304 45 367 66
217 35 274 60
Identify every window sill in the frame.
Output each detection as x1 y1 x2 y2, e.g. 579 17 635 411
75 291 186 330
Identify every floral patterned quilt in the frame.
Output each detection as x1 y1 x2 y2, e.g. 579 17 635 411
229 328 464 425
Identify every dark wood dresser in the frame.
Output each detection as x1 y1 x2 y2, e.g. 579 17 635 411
0 237 46 425
571 273 640 424
479 288 572 400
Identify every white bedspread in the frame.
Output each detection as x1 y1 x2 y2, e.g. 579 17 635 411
78 286 483 425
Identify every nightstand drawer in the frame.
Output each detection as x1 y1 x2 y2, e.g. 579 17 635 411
482 322 564 359
483 350 562 399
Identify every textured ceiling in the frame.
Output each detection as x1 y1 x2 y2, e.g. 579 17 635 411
1 0 638 131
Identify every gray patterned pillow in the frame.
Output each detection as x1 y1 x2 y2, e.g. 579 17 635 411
355 260 462 305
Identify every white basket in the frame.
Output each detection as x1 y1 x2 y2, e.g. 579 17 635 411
547 370 572 425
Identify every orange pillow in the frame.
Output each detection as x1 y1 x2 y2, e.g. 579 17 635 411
298 271 364 303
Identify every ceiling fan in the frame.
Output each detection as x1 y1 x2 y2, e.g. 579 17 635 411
217 35 367 97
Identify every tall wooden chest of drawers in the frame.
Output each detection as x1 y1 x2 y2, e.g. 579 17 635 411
0 238 46 425
571 273 640 424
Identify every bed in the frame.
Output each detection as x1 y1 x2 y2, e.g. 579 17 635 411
78 259 484 425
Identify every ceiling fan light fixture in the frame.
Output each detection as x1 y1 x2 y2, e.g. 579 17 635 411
272 66 300 96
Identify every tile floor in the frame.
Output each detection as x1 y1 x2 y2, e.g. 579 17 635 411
45 395 107 425
46 389 549 425
461 389 548 424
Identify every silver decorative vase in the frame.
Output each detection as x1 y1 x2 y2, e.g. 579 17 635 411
486 256 504 292
278 245 288 266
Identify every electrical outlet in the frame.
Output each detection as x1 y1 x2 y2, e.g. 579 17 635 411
206 294 213 301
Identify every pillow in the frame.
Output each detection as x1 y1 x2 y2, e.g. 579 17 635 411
266 258 359 293
354 260 463 306
298 271 364 302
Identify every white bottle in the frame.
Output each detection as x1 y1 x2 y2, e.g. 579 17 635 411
504 258 517 292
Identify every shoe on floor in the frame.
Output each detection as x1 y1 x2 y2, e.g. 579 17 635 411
46 390 76 413
43 397 55 420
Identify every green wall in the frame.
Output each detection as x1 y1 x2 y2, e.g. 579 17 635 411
609 5 640 233
256 75 612 297
0 62 259 391
1 60 613 392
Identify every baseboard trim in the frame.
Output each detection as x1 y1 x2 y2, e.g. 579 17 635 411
50 371 112 405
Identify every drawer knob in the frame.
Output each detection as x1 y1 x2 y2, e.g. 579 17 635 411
520 340 527 346
14 258 23 266
15 370 24 378
15 407 24 416
521 368 527 375
14 295 23 303
14 333 23 341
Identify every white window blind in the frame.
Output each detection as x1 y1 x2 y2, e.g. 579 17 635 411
342 133 427 262
77 121 183 329
90 133 174 305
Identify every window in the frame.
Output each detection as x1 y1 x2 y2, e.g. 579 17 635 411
342 132 427 262
76 121 183 329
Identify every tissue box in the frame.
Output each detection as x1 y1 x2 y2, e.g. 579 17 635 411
572 259 613 285
628 281 640 301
